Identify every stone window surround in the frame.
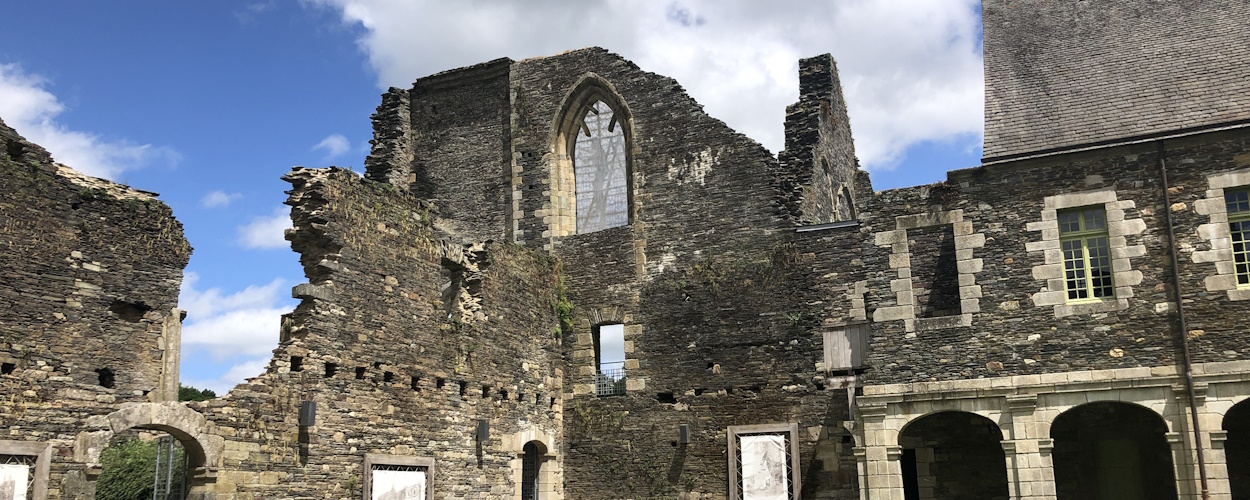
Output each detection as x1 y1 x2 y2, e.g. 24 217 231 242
0 440 51 500
507 430 560 500
362 453 435 500
1026 189 1146 318
1194 168 1250 301
853 359 1250 500
872 209 985 333
539 73 637 240
570 307 643 396
727 422 802 500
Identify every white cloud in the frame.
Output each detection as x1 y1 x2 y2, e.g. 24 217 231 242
184 357 271 396
0 63 180 180
235 1 276 24
201 190 243 208
237 206 292 249
306 0 983 170
313 133 351 159
179 272 294 363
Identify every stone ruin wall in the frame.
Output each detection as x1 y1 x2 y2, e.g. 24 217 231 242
0 118 190 497
192 166 566 498
9 36 1250 500
366 48 866 498
508 49 862 498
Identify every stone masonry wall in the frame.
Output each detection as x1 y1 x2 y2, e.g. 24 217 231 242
777 54 861 225
495 49 862 498
191 167 565 499
405 58 514 244
861 127 1250 385
0 118 190 497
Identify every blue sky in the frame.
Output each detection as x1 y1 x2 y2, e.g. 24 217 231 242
0 1 983 394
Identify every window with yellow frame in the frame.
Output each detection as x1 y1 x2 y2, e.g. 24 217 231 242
1059 207 1113 301
1227 188 1250 287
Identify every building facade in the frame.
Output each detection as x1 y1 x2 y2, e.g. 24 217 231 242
1 1 1249 499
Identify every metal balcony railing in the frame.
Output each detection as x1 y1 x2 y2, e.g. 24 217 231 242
594 365 626 397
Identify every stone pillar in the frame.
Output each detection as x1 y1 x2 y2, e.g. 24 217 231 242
855 447 869 500
860 404 904 499
1002 440 1019 500
154 307 183 403
1002 395 1055 500
1210 431 1231 500
1169 431 1200 500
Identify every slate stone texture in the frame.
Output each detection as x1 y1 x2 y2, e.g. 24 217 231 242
864 128 1250 385
983 0 1250 160
0 117 190 495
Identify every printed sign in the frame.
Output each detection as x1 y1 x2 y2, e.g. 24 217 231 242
740 434 788 500
0 463 29 500
371 468 426 500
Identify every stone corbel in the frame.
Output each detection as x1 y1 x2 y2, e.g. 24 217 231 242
1006 394 1038 413
859 403 888 423
1038 438 1054 456
1210 430 1228 450
1171 382 1208 406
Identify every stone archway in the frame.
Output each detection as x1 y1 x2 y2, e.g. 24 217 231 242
509 429 560 500
897 411 1009 500
77 402 223 498
1051 401 1176 500
1223 399 1250 499
101 402 222 469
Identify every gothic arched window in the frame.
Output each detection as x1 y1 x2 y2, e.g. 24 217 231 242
572 100 629 233
548 75 634 238
836 186 855 221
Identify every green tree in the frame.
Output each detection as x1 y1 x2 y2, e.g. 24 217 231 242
178 384 216 402
96 438 158 500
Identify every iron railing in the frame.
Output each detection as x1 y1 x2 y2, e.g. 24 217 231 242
594 364 626 396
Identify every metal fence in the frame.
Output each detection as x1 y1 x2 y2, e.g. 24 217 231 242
594 365 626 397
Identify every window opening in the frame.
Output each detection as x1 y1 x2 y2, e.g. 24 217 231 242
573 100 628 234
521 442 541 500
836 186 854 221
594 324 626 396
908 225 960 317
96 368 115 389
1059 207 1113 301
1227 188 1250 286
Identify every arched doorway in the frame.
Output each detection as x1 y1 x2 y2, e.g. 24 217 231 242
1051 401 1176 500
898 411 1009 500
521 441 545 500
97 430 187 500
80 403 222 499
1224 399 1250 499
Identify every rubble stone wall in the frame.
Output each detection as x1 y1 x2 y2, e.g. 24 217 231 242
0 118 190 498
190 167 565 499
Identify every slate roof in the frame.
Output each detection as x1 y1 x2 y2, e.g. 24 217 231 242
982 0 1250 160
